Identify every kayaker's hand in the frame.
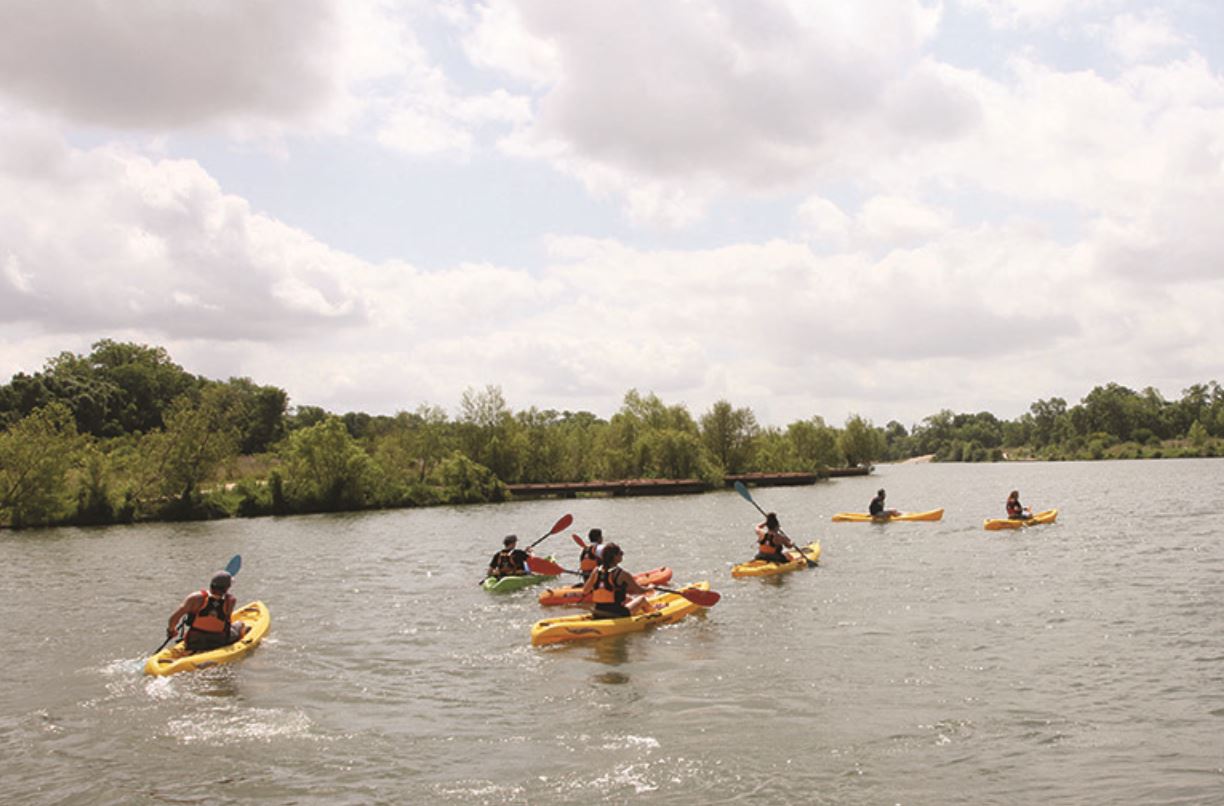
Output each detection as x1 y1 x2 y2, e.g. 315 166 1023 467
166 627 177 637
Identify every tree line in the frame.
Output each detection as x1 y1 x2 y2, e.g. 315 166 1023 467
1 341 1220 529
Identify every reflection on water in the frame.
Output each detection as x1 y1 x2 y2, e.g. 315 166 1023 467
592 635 630 668
1 459 1223 804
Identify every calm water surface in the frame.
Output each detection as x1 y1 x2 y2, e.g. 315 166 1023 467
2 460 1223 804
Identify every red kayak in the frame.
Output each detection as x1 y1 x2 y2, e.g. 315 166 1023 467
537 567 674 606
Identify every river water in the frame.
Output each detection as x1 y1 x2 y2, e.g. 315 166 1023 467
2 459 1222 804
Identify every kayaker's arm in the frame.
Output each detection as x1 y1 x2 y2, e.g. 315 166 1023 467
621 571 650 597
167 593 201 636
581 571 597 597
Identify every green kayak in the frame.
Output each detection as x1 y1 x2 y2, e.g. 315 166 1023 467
482 558 558 592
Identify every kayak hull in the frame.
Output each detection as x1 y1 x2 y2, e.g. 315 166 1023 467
832 508 944 522
537 567 674 606
731 542 821 578
531 582 709 646
144 601 270 677
482 557 558 592
984 509 1059 531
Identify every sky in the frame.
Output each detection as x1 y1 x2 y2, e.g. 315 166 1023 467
2 0 1224 430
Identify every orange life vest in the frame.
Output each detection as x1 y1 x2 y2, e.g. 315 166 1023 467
758 529 785 559
579 545 601 573
591 567 627 606
187 590 234 635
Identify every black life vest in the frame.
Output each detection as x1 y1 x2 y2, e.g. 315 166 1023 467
493 548 522 575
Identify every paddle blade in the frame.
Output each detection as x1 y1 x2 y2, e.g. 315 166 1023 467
678 587 720 607
225 554 242 576
548 513 574 536
571 533 586 547
733 480 753 503
527 556 565 576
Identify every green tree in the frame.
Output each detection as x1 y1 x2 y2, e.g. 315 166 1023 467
431 451 509 504
126 387 242 514
458 385 521 482
222 377 288 453
1188 419 1209 449
787 416 842 470
280 416 376 511
839 414 885 467
0 403 81 527
73 443 116 525
699 400 759 474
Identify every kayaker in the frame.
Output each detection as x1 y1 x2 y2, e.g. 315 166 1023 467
581 542 651 618
487 534 531 578
754 513 795 563
1006 490 1032 520
578 528 605 580
869 489 900 519
166 571 249 652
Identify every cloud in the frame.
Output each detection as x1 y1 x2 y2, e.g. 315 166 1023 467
480 0 974 225
0 0 349 131
1107 11 1184 63
956 0 1109 30
0 116 367 340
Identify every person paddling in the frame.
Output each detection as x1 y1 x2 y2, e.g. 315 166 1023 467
581 542 652 618
1006 490 1032 520
578 528 605 581
869 489 901 519
487 534 531 578
166 571 249 652
754 512 796 563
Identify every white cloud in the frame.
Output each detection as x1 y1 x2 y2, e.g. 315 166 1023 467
957 0 1112 30
796 196 852 247
857 195 953 247
4 2 1224 430
0 117 367 339
1107 11 1184 63
479 0 972 226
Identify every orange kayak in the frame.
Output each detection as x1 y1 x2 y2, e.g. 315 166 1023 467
537 567 674 606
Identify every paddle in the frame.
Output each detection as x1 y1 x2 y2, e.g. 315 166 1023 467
733 481 815 568
527 557 720 607
528 513 574 550
483 514 573 583
152 554 242 653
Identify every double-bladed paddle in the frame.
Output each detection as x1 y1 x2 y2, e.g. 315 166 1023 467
527 557 720 607
528 513 573 550
152 554 242 653
733 481 815 568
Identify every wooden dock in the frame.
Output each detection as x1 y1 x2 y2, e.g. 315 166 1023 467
507 467 870 499
507 478 708 499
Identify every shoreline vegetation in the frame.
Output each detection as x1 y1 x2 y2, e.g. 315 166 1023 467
2 340 1223 530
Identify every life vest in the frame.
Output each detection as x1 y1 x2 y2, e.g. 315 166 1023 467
579 545 601 574
591 567 627 606
758 529 786 558
492 549 522 575
1007 499 1024 518
187 590 234 635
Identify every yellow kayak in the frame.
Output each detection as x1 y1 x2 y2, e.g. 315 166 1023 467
731 542 821 578
832 508 944 522
144 601 271 676
531 583 709 646
983 509 1059 531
